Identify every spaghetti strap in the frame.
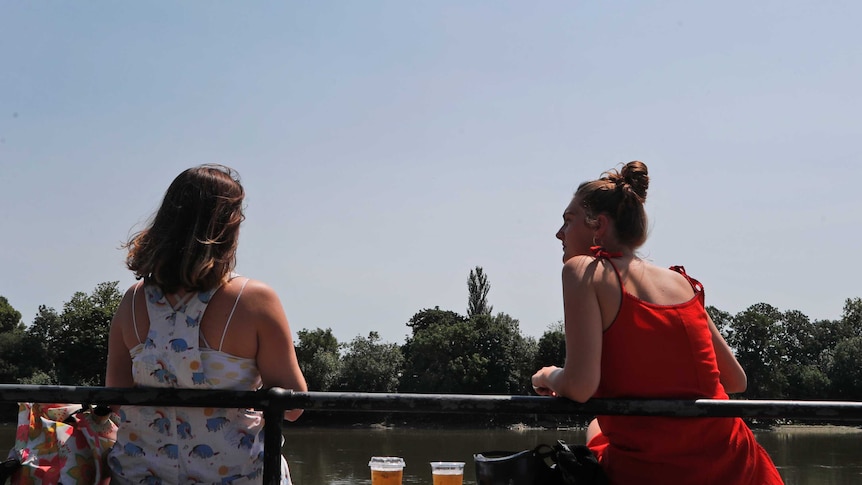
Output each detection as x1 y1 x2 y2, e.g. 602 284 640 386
169 292 195 312
131 282 143 345
670 265 704 293
591 245 625 292
218 277 251 352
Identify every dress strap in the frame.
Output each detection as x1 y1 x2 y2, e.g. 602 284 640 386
670 265 704 293
218 277 251 352
591 245 625 293
590 245 623 259
168 291 195 312
131 282 143 345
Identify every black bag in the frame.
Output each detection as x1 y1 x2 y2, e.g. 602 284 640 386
474 440 607 485
474 449 537 485
537 440 608 485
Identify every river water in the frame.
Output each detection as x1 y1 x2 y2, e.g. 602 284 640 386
3 424 861 484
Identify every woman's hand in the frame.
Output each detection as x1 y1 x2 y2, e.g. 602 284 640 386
532 366 560 397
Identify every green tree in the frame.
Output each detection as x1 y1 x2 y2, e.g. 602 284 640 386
828 336 862 400
514 334 539 395
534 321 566 369
812 318 854 359
400 308 471 393
776 310 830 399
402 266 535 394
0 297 33 383
779 310 819 366
467 266 493 318
23 305 63 383
401 307 533 394
295 328 341 391
337 332 403 392
470 312 531 394
0 296 22 333
726 303 786 398
839 297 862 337
406 306 465 333
816 299 862 398
28 305 63 348
53 282 122 385
0 327 30 383
706 306 732 337
13 283 120 386
17 370 56 385
469 313 505 392
792 364 831 399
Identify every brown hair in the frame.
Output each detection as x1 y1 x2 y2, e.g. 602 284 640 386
576 160 650 248
124 164 245 293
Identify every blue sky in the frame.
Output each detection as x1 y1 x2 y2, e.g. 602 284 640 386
2 1 860 345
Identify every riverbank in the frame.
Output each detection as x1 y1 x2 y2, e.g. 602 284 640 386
766 424 862 434
290 410 862 432
291 409 591 429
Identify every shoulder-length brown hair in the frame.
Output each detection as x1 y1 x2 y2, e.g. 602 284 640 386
125 164 245 293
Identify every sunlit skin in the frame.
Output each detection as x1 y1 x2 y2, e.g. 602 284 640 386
530 195 747 407
530 195 623 401
107 277 308 422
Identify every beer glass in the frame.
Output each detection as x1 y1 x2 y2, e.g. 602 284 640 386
369 456 406 485
430 461 465 485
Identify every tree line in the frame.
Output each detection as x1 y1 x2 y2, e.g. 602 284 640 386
1 268 861 402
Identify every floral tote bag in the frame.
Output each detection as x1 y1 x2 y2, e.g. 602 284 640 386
4 403 118 485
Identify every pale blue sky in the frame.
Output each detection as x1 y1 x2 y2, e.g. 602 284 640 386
2 1 860 345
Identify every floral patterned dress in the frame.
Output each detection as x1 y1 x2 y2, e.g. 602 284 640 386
108 280 291 485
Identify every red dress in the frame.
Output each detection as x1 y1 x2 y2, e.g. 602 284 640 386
586 253 784 485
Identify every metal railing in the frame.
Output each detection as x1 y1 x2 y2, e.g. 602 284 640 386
2 384 861 484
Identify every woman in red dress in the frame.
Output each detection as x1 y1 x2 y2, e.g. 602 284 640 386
531 161 783 484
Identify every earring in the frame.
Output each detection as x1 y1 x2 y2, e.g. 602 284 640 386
592 235 603 247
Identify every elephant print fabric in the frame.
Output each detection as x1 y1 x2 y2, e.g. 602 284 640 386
108 281 291 484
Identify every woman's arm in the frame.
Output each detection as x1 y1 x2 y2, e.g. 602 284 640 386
105 286 137 412
106 286 136 388
532 256 603 403
246 281 308 422
707 314 747 394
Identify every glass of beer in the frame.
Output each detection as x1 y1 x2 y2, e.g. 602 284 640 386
369 456 406 485
430 461 465 485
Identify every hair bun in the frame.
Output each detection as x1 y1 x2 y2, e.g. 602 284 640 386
620 160 649 202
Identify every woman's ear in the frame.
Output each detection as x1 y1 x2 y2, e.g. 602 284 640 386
593 213 611 240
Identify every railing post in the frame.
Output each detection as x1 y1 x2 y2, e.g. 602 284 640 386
262 388 288 485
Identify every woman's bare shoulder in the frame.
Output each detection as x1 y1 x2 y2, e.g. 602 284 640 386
114 282 142 319
632 262 698 302
654 264 698 290
220 277 285 320
562 255 603 278
229 277 278 300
